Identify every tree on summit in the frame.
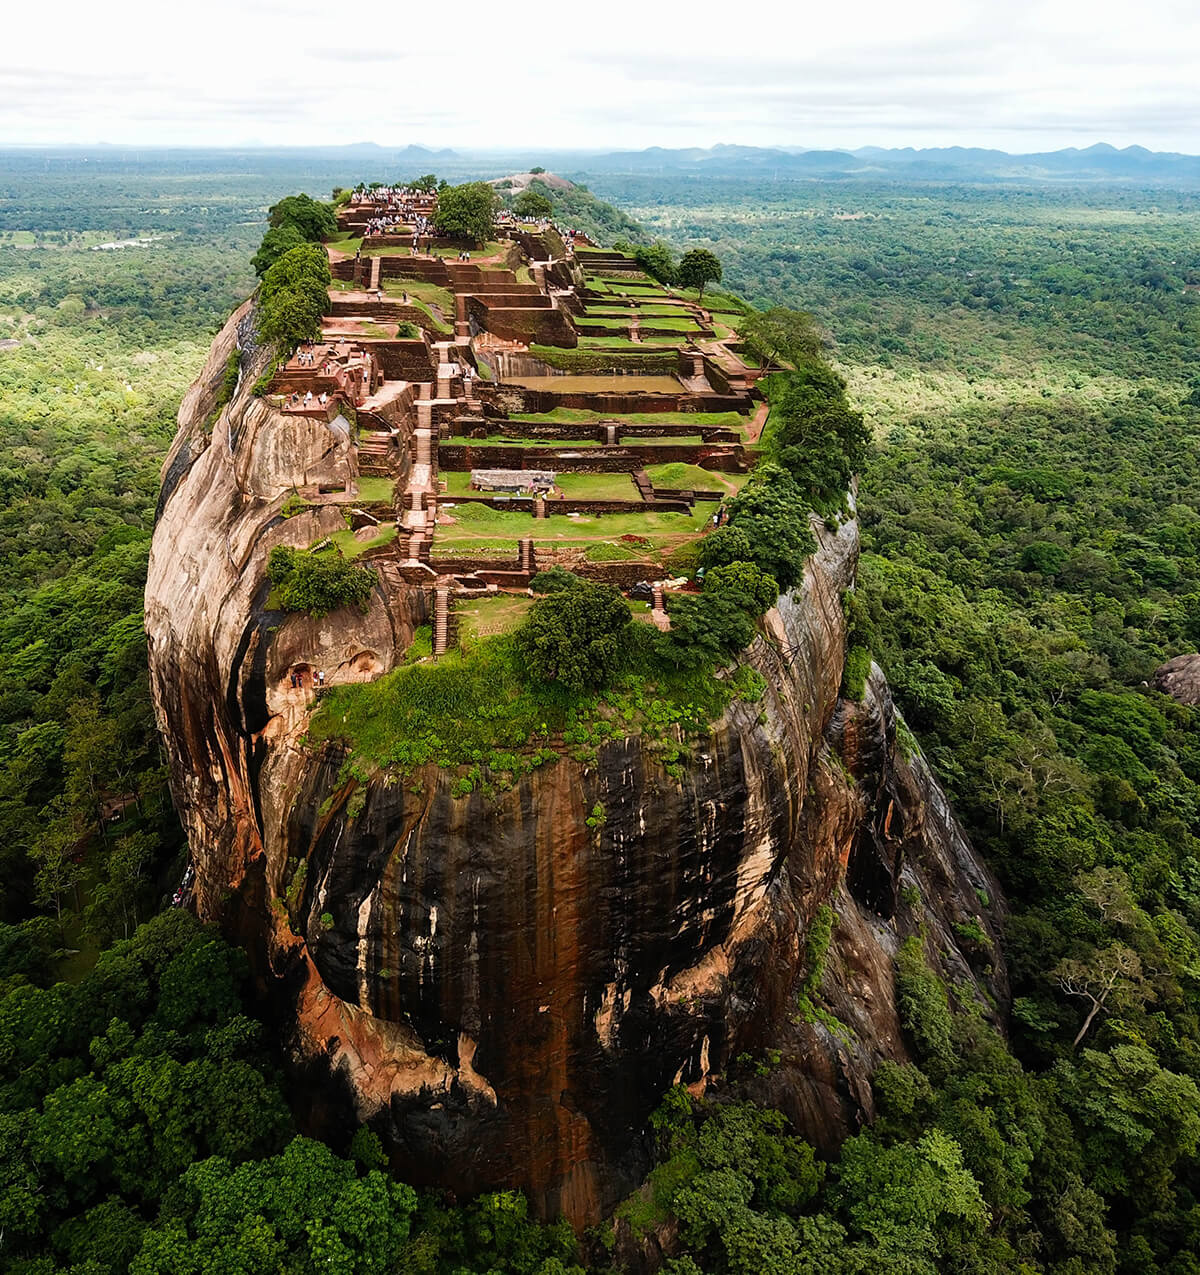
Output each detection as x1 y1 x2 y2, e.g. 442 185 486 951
266 193 337 243
678 248 723 301
434 182 501 246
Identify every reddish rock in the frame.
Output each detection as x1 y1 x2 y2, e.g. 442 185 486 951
147 313 1006 1226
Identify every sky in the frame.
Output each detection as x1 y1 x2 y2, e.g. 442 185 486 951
3 0 1200 153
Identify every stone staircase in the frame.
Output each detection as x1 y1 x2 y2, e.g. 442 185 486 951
433 586 458 657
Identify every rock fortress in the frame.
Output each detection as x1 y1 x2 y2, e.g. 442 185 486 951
145 178 1006 1226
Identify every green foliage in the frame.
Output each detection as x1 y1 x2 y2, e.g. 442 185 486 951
433 182 500 245
513 189 553 219
699 465 817 590
266 193 337 242
702 560 779 613
250 223 306 278
895 937 956 1076
266 545 375 618
765 363 869 513
739 307 822 369
842 645 872 700
677 248 722 300
529 566 582 594
613 238 678 284
659 561 779 670
257 243 332 350
529 344 677 374
515 580 631 691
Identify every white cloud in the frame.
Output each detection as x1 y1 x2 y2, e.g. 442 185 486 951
1 0 1199 150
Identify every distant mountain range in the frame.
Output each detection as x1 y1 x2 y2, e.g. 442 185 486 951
543 142 1200 183
7 141 1200 185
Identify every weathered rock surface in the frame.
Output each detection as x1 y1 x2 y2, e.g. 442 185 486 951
1154 653 1200 706
147 316 1007 1225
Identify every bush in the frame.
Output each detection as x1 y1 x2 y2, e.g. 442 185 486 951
267 193 337 242
515 580 631 690
529 566 581 594
699 465 816 590
703 560 779 613
514 189 553 219
614 238 678 284
895 936 956 1075
661 592 757 668
842 646 872 700
267 546 376 618
251 224 306 278
767 364 869 512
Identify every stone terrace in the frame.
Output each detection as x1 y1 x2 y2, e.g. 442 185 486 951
276 186 767 654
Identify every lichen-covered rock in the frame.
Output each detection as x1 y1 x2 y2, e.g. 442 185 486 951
1155 653 1200 705
147 329 1006 1226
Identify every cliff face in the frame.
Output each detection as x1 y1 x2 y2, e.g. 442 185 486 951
147 311 1007 1224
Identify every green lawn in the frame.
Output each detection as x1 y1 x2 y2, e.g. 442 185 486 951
354 476 397 503
640 317 705 332
382 277 455 313
552 472 640 500
444 435 604 447
576 336 681 351
436 501 712 561
312 523 397 559
505 408 748 427
429 241 507 259
645 463 747 495
456 592 534 640
631 435 704 446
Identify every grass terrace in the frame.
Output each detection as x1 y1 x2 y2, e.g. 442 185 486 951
314 524 398 559
505 408 750 427
306 622 764 788
436 502 714 565
353 476 397 503
456 593 534 641
645 463 747 495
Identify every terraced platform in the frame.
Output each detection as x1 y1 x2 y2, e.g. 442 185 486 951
262 188 767 652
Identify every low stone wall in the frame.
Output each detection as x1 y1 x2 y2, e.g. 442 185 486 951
477 385 749 416
445 493 689 516
440 444 641 472
571 560 661 588
370 339 437 383
429 553 522 573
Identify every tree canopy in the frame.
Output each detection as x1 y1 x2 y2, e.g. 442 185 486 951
515 580 631 690
433 182 500 245
678 248 723 301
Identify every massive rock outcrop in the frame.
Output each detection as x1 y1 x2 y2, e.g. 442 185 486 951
147 307 1007 1225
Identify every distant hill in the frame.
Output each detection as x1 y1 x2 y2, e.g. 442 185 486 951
8 141 1200 187
552 142 1200 184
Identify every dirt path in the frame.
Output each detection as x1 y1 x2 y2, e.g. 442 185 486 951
745 401 769 443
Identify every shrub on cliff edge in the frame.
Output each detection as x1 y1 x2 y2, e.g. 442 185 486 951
267 546 375 618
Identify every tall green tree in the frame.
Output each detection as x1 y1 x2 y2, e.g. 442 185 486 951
678 248 723 301
433 183 500 245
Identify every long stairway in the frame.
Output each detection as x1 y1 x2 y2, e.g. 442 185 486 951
433 587 452 657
